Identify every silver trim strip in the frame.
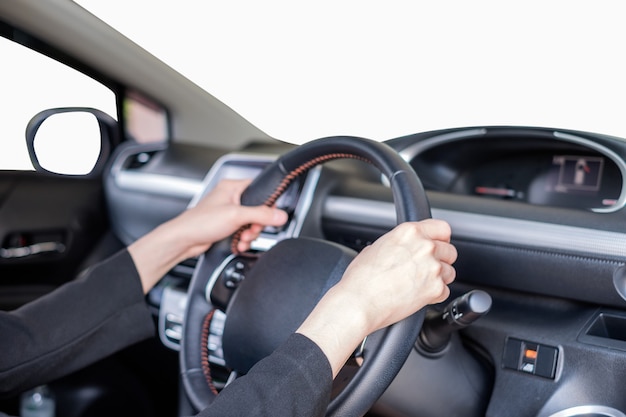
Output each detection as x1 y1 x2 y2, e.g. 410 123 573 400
109 142 204 199
325 198 397 227
205 254 237 302
548 405 626 417
291 166 321 238
115 171 203 199
324 196 626 258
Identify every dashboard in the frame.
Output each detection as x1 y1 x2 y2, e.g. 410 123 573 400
103 125 626 417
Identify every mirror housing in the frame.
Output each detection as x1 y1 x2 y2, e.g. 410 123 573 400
26 107 118 176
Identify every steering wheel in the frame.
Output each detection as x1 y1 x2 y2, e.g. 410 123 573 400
180 136 431 416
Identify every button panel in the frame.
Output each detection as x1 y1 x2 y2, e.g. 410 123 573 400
503 338 558 379
158 287 188 350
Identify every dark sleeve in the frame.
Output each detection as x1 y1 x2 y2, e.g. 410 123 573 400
197 333 333 417
0 249 155 398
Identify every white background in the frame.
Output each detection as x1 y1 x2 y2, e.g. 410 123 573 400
76 0 626 144
2 1 625 171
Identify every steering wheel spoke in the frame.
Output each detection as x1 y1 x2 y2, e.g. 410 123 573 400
206 253 258 311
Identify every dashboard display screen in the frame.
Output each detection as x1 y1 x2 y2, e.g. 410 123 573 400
413 134 623 212
549 155 604 195
529 153 622 210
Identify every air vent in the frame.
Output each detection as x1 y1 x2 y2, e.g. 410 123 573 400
124 151 157 169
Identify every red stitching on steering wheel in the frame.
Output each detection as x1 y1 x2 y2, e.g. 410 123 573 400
201 309 220 395
230 152 371 254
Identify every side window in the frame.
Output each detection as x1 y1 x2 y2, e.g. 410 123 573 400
0 36 117 171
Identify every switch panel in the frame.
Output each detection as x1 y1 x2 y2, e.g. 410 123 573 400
503 337 558 379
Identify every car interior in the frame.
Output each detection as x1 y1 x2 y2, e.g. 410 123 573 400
2 2 626 417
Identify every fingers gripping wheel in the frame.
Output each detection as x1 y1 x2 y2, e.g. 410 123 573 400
180 136 431 416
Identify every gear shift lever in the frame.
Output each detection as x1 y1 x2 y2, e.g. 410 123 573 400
419 289 492 353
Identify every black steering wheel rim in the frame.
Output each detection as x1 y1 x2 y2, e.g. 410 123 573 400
180 136 431 416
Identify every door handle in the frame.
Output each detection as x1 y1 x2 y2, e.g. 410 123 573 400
0 241 66 259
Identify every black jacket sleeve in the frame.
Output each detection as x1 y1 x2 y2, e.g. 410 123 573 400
0 249 154 398
197 333 333 417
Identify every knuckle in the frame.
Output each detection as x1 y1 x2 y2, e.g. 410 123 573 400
427 260 443 278
427 280 446 302
420 240 436 255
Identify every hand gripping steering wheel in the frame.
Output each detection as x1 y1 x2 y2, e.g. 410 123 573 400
180 136 431 416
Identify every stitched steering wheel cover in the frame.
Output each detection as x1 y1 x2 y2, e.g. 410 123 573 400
240 136 430 220
180 136 431 416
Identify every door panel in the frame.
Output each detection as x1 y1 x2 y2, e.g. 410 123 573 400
0 171 108 309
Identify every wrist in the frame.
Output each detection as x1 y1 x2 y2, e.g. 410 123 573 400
296 285 371 377
128 220 195 293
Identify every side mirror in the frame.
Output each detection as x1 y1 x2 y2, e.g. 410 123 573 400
26 107 118 176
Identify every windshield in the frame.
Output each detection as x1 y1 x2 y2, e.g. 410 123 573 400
76 0 626 144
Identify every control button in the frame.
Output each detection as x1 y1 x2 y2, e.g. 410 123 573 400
158 287 188 350
165 326 182 342
535 345 558 378
164 313 183 343
503 338 558 379
222 259 250 289
524 348 538 360
503 338 522 370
